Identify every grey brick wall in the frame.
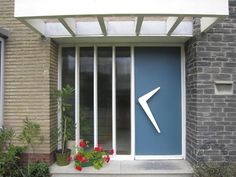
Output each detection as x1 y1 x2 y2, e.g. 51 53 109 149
185 0 236 164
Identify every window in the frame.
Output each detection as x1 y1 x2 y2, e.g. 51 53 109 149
61 47 76 140
0 38 4 128
61 46 132 157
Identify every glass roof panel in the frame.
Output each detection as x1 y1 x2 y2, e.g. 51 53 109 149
75 17 102 35
46 22 71 36
104 16 136 35
172 17 193 35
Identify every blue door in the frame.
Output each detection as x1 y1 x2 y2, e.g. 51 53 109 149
135 47 182 155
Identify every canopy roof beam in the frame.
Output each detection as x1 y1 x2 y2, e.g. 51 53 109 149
166 16 184 36
97 16 107 36
58 18 76 36
135 16 144 36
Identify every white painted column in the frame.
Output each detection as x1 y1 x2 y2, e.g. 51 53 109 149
75 47 80 144
57 47 62 149
131 46 135 158
181 45 186 159
112 46 116 155
94 46 98 147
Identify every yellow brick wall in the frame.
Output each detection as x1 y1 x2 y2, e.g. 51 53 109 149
0 0 58 154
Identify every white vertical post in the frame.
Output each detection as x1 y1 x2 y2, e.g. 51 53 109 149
57 46 62 149
0 38 5 128
131 46 135 158
94 46 98 147
75 47 80 145
181 45 186 159
112 46 116 156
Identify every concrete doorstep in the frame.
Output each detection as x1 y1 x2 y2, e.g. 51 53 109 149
50 160 193 177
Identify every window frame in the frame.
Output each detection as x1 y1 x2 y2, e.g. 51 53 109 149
59 45 134 159
0 37 5 128
58 44 186 160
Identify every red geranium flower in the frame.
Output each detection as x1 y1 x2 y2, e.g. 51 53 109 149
75 165 82 171
81 157 88 163
79 139 86 148
75 153 83 161
94 144 103 152
104 155 110 163
109 149 114 155
67 156 72 162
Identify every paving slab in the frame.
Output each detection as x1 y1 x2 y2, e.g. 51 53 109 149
50 160 193 177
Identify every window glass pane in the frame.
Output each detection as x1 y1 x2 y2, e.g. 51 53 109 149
80 47 94 147
98 47 112 150
116 47 131 155
62 47 75 140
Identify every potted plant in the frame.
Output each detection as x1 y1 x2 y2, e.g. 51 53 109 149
74 139 114 171
54 84 74 166
67 107 91 156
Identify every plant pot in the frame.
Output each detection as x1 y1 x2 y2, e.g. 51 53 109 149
55 149 71 166
81 158 94 167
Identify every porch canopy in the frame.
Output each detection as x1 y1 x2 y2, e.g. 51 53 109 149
15 0 228 43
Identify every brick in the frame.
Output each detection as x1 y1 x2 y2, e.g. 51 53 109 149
213 74 231 80
197 51 212 57
226 52 236 58
224 107 236 112
221 67 236 73
204 67 220 73
225 126 236 131
197 74 211 80
0 0 58 159
208 34 223 41
223 35 236 42
20 152 55 165
205 47 221 51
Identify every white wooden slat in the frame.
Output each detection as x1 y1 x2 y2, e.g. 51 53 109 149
58 18 76 36
166 17 184 36
135 16 144 36
97 16 107 36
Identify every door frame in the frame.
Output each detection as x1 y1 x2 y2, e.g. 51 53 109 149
132 44 186 160
58 44 186 160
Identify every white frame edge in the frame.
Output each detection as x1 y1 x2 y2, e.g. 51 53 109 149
181 45 186 159
57 46 62 149
131 45 135 159
0 38 5 128
112 46 117 156
75 47 80 145
94 45 98 147
135 155 184 160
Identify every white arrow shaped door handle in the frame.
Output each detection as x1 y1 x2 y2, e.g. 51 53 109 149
138 87 161 133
